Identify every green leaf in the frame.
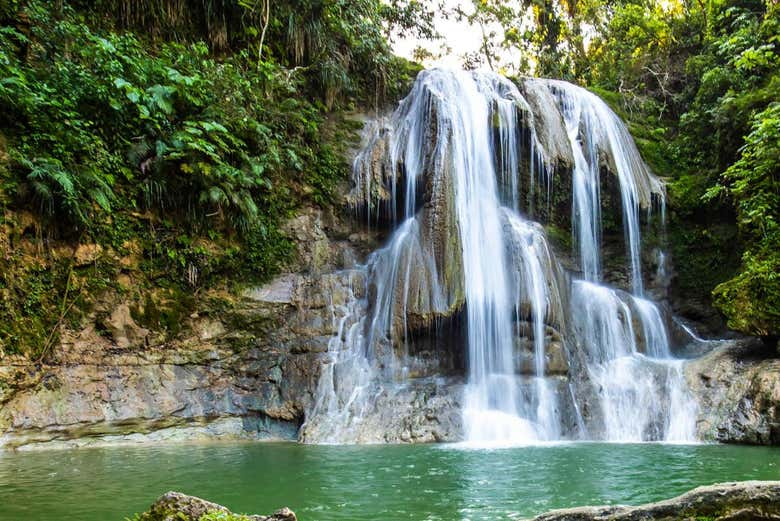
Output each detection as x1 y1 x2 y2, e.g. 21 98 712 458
147 84 176 115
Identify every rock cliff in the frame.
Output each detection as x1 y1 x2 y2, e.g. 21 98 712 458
0 205 462 448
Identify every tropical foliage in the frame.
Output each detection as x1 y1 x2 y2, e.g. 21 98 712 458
0 0 424 355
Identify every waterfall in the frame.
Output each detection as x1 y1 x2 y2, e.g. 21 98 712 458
537 79 694 442
540 80 664 294
304 69 698 445
553 83 602 282
571 281 696 441
437 73 531 444
299 271 374 443
504 212 566 441
494 91 522 211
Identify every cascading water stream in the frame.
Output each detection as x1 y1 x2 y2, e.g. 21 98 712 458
300 271 374 443
536 79 696 442
449 74 526 443
554 84 602 282
303 68 699 445
571 281 696 441
541 80 664 294
495 94 521 212
505 212 563 441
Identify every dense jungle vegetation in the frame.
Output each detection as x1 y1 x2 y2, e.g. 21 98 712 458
0 0 426 355
0 0 777 356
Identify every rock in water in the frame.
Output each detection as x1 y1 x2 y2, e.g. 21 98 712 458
137 491 296 521
529 481 780 521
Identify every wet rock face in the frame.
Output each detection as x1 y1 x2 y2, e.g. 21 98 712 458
685 339 780 445
516 78 574 171
531 481 780 521
400 309 469 377
502 213 570 334
138 491 296 521
302 378 464 444
513 327 569 376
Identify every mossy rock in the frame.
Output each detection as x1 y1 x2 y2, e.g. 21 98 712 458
133 492 296 521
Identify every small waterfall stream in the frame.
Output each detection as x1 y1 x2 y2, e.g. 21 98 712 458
543 79 664 295
416 73 521 444
302 69 698 445
505 212 563 441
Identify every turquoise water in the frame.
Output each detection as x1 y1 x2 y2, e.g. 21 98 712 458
0 442 778 520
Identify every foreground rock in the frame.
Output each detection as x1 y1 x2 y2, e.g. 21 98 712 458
685 338 780 445
138 491 295 521
530 481 780 521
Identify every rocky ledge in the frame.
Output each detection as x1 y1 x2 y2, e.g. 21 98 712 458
530 481 780 521
137 491 296 521
685 338 780 444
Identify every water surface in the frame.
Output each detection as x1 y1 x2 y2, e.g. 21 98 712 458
0 442 778 520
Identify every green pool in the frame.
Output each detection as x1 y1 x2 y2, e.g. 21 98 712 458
0 442 778 520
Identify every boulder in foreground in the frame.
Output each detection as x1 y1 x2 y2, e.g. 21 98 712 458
530 480 780 520
136 491 296 521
